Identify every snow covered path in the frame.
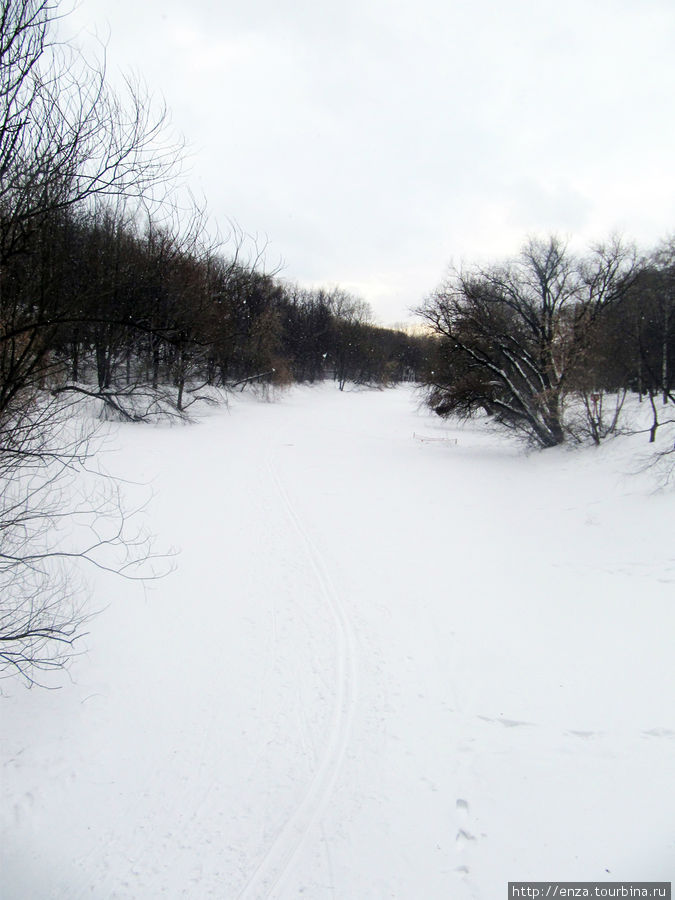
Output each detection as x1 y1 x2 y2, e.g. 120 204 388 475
2 385 674 898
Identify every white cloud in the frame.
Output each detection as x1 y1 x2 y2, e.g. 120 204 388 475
65 0 675 322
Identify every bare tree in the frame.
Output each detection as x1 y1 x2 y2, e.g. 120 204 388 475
0 391 169 685
0 0 180 685
325 288 373 390
0 1 182 258
0 0 183 410
650 237 675 405
418 236 639 447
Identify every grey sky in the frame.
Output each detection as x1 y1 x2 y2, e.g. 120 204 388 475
66 0 675 323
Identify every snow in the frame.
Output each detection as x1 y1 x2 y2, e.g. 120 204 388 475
1 384 674 898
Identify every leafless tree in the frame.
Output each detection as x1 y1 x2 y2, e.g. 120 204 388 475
0 391 169 686
0 1 182 258
418 236 639 447
649 237 675 406
0 0 180 685
0 0 183 411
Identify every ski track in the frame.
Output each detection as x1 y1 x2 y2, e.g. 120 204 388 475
235 458 358 900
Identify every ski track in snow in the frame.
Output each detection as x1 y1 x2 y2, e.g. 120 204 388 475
235 457 358 899
4 387 675 898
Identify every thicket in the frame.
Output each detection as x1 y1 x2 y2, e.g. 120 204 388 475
418 235 675 448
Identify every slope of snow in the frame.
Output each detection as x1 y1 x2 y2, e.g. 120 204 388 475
1 385 674 898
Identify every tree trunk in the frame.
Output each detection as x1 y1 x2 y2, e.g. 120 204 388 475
662 297 669 404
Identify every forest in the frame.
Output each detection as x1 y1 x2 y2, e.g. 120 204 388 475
0 0 673 680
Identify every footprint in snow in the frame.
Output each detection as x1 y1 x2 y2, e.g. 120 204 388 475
455 799 476 846
456 829 476 844
477 714 532 728
643 728 675 738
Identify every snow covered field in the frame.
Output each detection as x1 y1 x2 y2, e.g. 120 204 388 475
2 384 674 898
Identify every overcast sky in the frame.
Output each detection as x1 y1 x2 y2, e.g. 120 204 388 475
65 0 675 323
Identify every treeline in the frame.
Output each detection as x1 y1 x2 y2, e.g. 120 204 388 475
0 0 430 435
418 235 675 447
2 203 431 422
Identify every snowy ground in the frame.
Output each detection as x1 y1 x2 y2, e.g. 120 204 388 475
2 384 674 898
